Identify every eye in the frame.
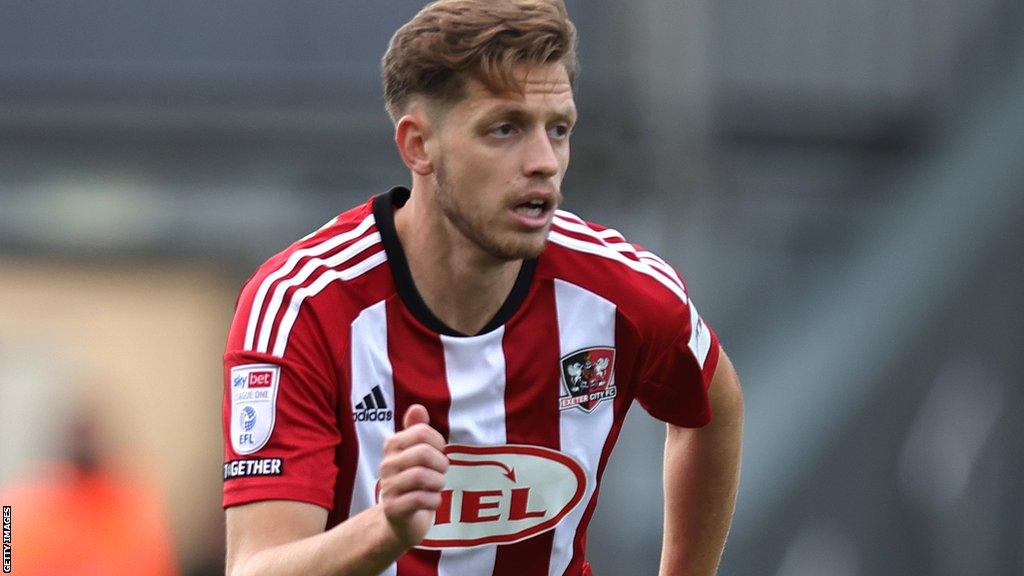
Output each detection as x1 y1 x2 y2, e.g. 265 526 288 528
549 124 572 139
490 123 517 137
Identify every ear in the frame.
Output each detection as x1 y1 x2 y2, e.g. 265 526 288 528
394 109 435 176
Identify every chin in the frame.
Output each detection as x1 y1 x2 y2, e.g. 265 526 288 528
520 235 551 259
488 232 549 261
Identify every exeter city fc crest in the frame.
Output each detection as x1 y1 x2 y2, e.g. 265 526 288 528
558 347 617 413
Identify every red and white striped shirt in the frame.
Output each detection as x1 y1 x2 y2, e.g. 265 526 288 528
222 187 720 576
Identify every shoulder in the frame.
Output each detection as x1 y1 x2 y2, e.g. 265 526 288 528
244 199 384 307
229 198 391 357
541 209 695 329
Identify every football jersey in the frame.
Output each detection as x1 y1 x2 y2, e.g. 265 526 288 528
222 187 720 576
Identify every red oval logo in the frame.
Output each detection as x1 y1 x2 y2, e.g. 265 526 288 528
416 444 586 549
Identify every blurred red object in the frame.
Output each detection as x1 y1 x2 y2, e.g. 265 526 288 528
1 407 178 576
1 460 178 576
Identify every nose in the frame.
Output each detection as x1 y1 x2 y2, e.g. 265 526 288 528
522 128 560 179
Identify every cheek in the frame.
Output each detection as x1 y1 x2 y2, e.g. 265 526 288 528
461 161 513 195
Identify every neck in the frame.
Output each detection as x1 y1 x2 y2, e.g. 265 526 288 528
393 186 523 336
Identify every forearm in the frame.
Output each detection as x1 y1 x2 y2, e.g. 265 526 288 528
660 355 744 576
227 407 447 576
230 505 406 576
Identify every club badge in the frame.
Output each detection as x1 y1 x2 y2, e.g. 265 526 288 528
558 347 616 412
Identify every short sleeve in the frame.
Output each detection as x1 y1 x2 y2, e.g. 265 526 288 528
221 273 341 510
635 295 721 428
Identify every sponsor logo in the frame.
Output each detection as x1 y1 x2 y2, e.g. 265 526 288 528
247 370 274 388
354 385 393 423
559 347 617 412
378 444 585 549
230 364 281 455
223 458 283 481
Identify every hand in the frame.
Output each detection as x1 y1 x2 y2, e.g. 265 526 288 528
377 404 449 548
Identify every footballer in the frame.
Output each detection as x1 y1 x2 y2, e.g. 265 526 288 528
222 1 743 575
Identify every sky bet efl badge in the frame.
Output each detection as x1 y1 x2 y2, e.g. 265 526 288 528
559 347 616 412
230 363 281 455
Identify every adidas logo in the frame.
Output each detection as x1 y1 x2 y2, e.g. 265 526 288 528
354 385 393 422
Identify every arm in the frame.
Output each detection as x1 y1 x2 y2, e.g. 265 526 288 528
660 348 744 576
226 405 448 576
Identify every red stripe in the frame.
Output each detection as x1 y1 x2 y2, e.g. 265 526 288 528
492 280 560 576
388 297 451 576
326 323 360 528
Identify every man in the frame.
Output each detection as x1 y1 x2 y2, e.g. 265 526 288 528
222 1 743 575
1 408 179 576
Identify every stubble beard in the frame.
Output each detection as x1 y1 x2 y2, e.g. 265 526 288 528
433 159 549 262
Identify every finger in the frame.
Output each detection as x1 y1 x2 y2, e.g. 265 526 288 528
380 467 447 498
403 404 430 430
384 423 447 454
381 490 443 519
380 443 450 478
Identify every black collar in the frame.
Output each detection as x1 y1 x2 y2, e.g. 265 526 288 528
373 187 537 337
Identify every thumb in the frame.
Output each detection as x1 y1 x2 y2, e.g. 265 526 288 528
402 404 430 430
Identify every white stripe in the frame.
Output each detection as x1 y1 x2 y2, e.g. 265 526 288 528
687 300 713 367
636 250 685 287
257 232 382 353
549 280 617 576
548 231 688 305
551 215 685 291
244 213 376 350
441 329 508 446
553 212 621 240
271 250 387 357
437 328 508 576
551 214 684 289
552 209 585 225
348 300 397 576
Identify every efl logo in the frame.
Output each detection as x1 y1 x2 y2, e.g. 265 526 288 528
230 364 281 455
389 444 585 549
248 371 274 388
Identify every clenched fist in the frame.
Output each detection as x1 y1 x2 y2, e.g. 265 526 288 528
377 404 449 548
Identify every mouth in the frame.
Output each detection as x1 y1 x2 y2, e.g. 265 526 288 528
510 196 555 229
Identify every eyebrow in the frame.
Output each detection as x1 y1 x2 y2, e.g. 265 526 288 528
478 105 577 126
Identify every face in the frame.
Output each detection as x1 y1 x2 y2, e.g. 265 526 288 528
428 62 576 261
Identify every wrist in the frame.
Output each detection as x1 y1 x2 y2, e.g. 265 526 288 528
368 505 413 559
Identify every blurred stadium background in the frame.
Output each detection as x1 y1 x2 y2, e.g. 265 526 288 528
1 0 1022 574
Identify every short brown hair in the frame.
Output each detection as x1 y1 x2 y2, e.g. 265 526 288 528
382 0 578 122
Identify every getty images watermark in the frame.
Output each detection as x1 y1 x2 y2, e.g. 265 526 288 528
2 505 10 573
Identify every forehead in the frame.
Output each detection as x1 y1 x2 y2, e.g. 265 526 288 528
458 63 576 118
